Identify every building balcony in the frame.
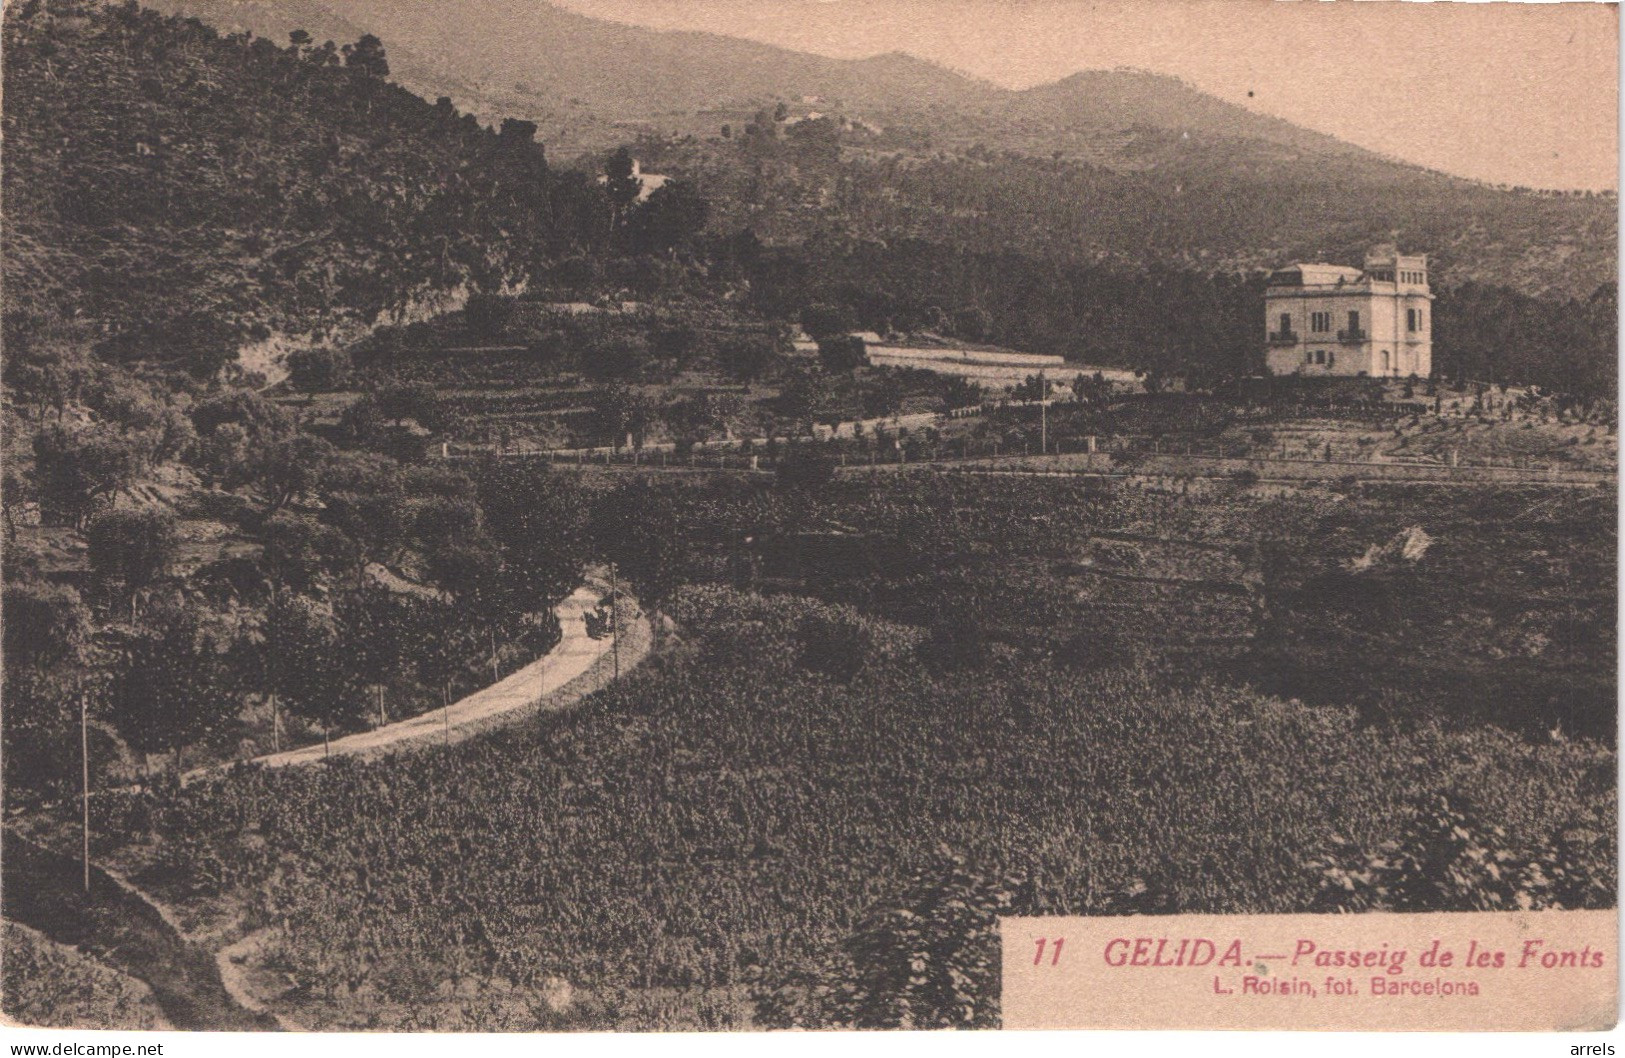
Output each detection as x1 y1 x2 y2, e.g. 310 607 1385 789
1267 331 1299 345
1337 328 1368 342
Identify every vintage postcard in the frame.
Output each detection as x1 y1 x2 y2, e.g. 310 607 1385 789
0 0 1616 1041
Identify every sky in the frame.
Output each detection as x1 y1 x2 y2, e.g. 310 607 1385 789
553 0 1619 191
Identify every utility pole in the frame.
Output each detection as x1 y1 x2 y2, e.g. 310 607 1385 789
610 562 620 680
1039 372 1048 455
80 688 90 893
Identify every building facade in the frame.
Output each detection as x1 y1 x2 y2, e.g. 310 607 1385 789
1263 250 1433 378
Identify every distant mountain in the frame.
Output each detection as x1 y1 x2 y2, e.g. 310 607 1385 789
147 0 1001 124
124 0 1620 298
1003 69 1370 158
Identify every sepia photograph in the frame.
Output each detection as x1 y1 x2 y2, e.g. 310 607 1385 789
0 0 1617 1038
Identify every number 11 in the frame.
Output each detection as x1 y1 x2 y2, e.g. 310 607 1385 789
1033 937 1065 966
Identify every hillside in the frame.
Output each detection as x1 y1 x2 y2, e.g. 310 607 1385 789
1001 69 1371 159
145 0 1001 142
144 0 1617 300
2 0 605 372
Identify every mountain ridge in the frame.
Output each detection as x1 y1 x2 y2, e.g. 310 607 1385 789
123 0 1617 298
146 0 1377 162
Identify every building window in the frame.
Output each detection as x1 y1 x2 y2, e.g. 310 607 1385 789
1279 312 1292 335
1407 308 1417 332
1347 310 1361 334
1305 350 1313 365
1313 349 1326 365
1311 311 1330 333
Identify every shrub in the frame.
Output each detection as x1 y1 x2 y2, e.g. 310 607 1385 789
1306 796 1614 912
776 447 837 491
796 614 871 682
917 614 988 671
752 850 1014 1029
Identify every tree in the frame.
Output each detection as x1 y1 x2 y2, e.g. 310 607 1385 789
940 376 983 411
592 383 655 449
801 304 854 342
341 32 388 77
260 512 349 593
785 115 840 168
32 424 144 528
626 179 709 255
2 583 94 798
411 597 478 725
860 372 905 419
108 607 235 774
498 117 539 145
85 507 180 621
754 851 1015 1029
591 482 683 613
652 323 699 368
377 381 444 431
335 587 413 726
3 468 30 542
715 333 780 383
413 494 484 554
251 433 334 516
338 393 383 445
818 334 867 373
190 389 291 440
776 445 837 491
463 293 514 341
472 462 586 608
1012 374 1050 402
423 534 502 603
953 306 992 342
776 370 824 428
286 347 351 401
321 482 411 584
264 593 362 754
3 338 94 422
603 147 642 229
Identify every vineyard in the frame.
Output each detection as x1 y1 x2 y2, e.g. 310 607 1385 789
66 472 1615 1031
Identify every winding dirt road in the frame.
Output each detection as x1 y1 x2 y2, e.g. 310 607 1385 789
186 574 650 779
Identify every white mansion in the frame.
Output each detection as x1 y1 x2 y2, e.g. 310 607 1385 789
1264 249 1433 378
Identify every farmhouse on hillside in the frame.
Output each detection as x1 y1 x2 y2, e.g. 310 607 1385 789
1264 248 1434 378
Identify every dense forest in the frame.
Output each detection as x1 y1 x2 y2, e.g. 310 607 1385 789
3 0 602 371
635 106 1617 301
743 237 1618 397
1 0 622 803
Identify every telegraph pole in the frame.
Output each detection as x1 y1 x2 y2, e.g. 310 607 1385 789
1039 372 1048 455
80 688 90 893
610 562 620 680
